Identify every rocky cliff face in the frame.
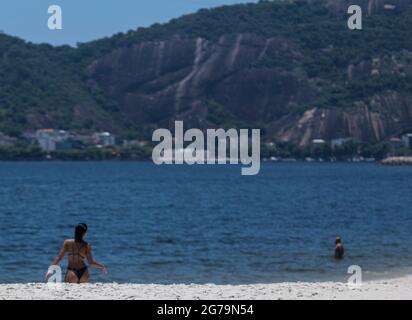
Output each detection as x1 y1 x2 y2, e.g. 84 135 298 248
87 29 412 145
269 96 412 146
87 34 317 129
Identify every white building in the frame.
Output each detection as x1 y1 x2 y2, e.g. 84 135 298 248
312 139 326 145
0 133 17 146
93 132 116 147
35 129 69 151
331 138 352 149
402 133 412 149
389 137 403 149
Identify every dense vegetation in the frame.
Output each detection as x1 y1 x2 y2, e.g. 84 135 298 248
0 140 408 161
0 144 153 161
260 140 404 160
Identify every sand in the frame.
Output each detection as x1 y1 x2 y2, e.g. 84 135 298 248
1 275 412 300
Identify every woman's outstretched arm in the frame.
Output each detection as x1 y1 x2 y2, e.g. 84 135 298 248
52 240 68 265
45 240 67 280
86 244 108 274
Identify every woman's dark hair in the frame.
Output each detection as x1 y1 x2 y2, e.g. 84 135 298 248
335 237 342 245
75 223 88 243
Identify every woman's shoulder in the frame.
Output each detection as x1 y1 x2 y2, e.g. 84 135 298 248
62 239 74 249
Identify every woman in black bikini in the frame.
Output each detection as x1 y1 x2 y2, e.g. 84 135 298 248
46 223 108 283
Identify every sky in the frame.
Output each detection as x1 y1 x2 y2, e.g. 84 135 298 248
0 0 257 46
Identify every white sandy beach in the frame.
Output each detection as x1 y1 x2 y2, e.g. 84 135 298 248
1 276 412 300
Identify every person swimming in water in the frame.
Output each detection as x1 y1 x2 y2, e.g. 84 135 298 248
334 237 344 260
46 223 108 283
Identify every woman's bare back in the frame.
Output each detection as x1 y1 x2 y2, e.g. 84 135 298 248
65 240 88 269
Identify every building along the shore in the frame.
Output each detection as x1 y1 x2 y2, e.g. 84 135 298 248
402 134 412 149
0 133 17 146
331 138 352 149
93 132 116 147
35 129 70 151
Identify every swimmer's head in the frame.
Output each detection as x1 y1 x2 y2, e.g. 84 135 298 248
335 237 342 245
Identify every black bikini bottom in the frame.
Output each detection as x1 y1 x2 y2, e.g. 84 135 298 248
67 266 88 282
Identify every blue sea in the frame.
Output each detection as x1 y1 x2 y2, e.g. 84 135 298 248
0 162 412 284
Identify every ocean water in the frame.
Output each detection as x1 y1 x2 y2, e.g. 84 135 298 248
0 162 412 284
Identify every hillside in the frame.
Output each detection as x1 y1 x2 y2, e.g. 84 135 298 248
1 0 412 145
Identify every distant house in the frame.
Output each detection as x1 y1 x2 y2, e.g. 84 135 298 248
331 138 352 149
123 139 148 147
0 133 17 146
70 134 94 146
384 4 396 10
312 139 326 145
389 137 403 149
35 129 69 151
93 132 116 147
55 139 78 151
402 134 412 149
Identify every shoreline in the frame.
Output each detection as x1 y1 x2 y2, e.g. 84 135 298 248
380 156 412 166
0 159 384 164
1 275 412 300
